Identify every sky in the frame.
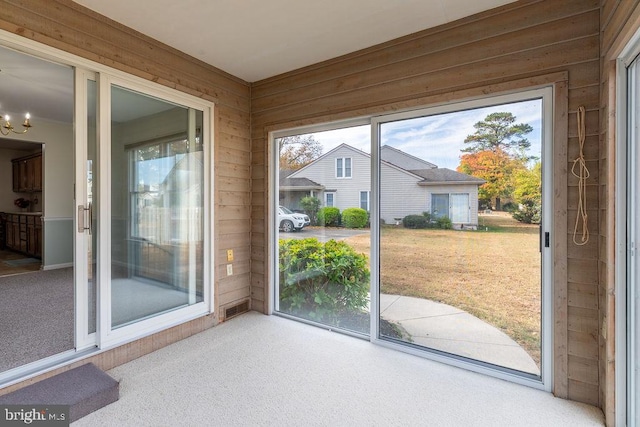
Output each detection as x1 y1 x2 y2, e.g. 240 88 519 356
295 98 542 170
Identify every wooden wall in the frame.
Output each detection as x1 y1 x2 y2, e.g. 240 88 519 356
251 0 602 406
600 1 640 425
0 0 253 319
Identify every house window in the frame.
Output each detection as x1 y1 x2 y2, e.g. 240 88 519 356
336 157 352 178
360 191 370 211
431 193 470 223
325 192 335 207
431 194 449 219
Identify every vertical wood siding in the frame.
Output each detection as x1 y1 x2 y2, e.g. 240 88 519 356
600 1 640 424
0 0 252 320
251 0 601 406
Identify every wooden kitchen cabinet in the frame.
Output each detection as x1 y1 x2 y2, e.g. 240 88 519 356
12 153 42 193
3 213 42 259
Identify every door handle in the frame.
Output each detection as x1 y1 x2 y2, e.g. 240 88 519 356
77 205 90 233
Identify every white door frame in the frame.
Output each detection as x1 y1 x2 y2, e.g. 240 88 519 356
371 87 553 391
616 28 640 426
74 67 98 351
0 29 216 385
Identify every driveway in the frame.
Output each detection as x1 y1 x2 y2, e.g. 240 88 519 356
282 226 370 243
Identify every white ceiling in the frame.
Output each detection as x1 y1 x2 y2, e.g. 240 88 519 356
74 0 516 82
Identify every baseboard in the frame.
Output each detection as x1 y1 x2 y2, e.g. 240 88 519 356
42 262 73 270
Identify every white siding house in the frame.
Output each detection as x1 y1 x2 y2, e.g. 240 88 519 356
282 144 485 227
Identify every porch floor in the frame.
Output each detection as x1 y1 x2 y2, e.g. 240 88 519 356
73 311 604 426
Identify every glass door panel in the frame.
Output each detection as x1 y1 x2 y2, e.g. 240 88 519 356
377 98 546 377
110 85 204 328
275 125 372 335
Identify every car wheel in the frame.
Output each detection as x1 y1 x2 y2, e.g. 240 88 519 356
281 220 294 232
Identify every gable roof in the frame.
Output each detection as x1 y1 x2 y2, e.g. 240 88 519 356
285 143 483 187
381 145 437 169
410 168 486 185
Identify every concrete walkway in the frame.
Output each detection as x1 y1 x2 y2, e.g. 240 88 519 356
380 294 540 375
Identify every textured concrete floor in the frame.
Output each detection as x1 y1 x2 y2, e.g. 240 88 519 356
73 312 603 426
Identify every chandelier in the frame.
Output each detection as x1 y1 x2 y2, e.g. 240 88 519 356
0 113 32 136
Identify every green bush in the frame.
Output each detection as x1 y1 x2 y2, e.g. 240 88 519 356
403 214 429 229
501 202 518 213
317 207 341 226
342 208 368 228
300 196 321 225
436 216 453 230
279 238 370 322
512 200 541 224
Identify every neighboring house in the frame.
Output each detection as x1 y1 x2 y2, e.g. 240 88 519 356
282 144 485 227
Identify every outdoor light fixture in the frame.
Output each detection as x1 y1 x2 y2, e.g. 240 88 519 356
0 112 32 135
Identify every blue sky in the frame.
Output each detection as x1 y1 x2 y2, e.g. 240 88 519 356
303 99 542 170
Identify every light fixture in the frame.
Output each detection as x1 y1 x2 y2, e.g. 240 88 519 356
0 112 32 135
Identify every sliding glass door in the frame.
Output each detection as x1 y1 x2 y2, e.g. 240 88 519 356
105 82 208 336
274 123 371 335
373 90 552 383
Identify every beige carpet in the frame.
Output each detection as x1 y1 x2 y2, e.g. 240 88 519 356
74 312 604 427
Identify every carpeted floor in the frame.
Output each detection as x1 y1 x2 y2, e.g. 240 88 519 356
0 268 74 372
73 312 605 427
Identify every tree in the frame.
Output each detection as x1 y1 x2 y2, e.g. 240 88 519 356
457 149 525 210
511 162 542 223
278 135 322 170
300 196 321 225
462 112 533 159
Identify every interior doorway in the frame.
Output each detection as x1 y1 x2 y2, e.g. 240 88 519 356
0 44 77 376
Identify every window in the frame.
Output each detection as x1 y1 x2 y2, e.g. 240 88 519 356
431 193 470 223
325 192 335 207
360 191 370 211
336 157 352 178
431 194 449 219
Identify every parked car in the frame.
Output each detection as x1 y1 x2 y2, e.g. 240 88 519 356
278 206 310 232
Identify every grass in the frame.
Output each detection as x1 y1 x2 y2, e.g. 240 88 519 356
346 212 542 366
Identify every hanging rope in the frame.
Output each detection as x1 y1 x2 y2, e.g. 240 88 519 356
571 106 590 245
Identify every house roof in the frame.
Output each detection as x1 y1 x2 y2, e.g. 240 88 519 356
381 145 437 169
279 169 324 190
410 168 486 185
285 143 483 188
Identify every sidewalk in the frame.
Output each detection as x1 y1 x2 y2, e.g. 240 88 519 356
380 294 540 375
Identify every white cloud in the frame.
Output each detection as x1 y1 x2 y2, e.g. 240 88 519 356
279 99 543 170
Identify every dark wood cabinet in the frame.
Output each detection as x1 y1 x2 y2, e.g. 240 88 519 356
3 213 42 259
12 153 43 193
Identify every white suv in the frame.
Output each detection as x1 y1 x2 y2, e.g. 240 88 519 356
278 206 310 232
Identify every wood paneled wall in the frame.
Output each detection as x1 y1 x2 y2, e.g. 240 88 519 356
600 1 640 425
251 0 602 406
0 0 253 319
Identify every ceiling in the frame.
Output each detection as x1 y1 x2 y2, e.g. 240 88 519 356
0 0 515 133
74 0 516 82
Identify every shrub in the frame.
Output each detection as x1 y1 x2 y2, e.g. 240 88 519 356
512 199 541 224
436 216 453 230
403 214 429 229
317 207 341 226
300 196 321 225
501 202 518 213
279 238 370 322
421 212 433 222
342 207 368 228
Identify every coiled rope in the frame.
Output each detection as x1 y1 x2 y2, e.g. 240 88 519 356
571 106 590 245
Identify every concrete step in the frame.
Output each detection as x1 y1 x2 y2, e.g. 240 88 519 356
0 363 119 422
